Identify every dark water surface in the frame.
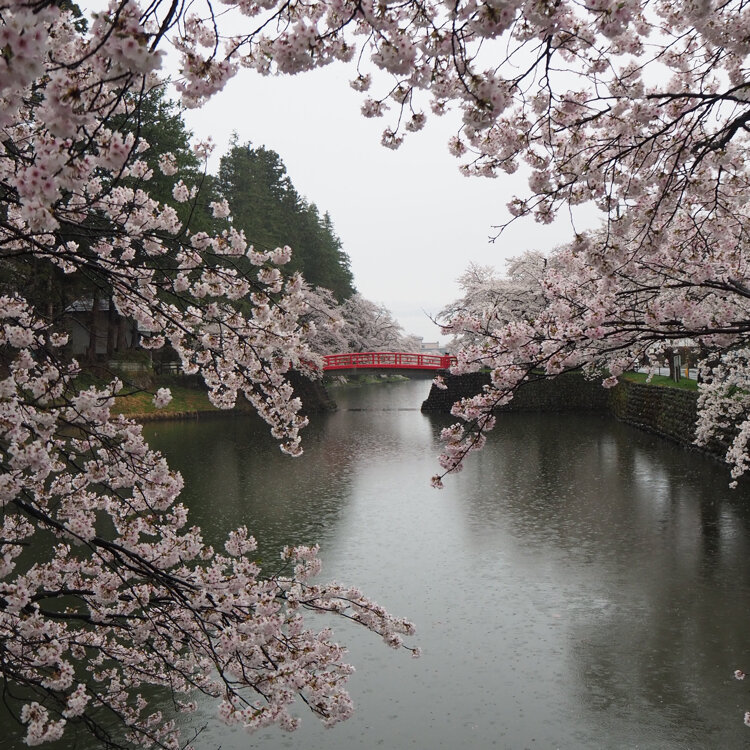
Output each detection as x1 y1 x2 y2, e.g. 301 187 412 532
5 378 750 749
141 379 750 749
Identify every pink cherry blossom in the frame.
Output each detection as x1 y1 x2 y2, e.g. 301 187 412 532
7 0 750 741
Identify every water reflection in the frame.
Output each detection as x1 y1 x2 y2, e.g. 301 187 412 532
5 379 750 749
449 411 750 748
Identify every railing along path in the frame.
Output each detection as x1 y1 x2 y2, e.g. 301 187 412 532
322 352 454 371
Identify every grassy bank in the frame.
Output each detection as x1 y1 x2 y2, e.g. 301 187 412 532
112 383 224 419
621 371 699 391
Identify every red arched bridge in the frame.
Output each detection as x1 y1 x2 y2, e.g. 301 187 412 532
322 352 455 371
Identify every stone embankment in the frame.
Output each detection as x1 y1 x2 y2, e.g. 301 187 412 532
421 371 727 459
288 372 338 413
421 371 609 413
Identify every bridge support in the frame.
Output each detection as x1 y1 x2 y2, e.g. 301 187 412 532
289 372 337 413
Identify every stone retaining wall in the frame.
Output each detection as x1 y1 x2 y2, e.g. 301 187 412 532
607 379 697 446
288 372 337 413
421 371 729 459
421 371 608 413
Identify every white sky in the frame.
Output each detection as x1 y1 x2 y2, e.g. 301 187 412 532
183 63 599 343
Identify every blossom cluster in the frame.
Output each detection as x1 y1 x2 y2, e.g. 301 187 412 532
0 1 421 746
7 0 750 740
435 205 750 477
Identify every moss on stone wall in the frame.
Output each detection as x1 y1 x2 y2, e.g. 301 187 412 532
608 379 729 459
607 381 697 444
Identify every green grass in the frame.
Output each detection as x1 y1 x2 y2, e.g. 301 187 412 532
68 370 246 419
113 384 219 417
621 371 699 391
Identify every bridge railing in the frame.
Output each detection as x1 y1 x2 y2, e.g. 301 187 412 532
322 352 455 371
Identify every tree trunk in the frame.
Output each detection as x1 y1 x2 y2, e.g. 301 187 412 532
107 301 117 357
85 290 100 363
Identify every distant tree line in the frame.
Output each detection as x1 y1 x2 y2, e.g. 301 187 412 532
218 137 355 301
12 87 415 368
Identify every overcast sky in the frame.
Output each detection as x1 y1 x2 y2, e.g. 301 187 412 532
182 63 599 343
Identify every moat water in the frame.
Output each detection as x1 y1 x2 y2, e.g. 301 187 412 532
6 378 750 749
147 379 750 749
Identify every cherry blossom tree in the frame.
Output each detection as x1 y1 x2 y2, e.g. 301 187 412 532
206 0 745 490
163 0 750 724
42 0 745 492
439 253 549 348
298 284 350 354
433 215 750 485
158 0 750 493
7 0 750 742
297 286 419 355
338 293 419 353
0 2 420 747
